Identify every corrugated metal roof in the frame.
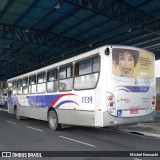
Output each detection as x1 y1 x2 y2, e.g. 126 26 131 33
0 0 160 79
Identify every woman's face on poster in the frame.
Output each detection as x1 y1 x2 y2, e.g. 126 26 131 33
118 51 135 77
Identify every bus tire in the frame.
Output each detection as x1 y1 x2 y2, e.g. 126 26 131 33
48 110 61 131
14 107 21 120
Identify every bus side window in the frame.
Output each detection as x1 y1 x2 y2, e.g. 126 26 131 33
22 77 28 95
8 90 12 99
29 75 36 94
47 69 58 92
59 64 73 91
12 80 17 96
93 56 100 72
74 55 100 90
7 81 12 98
17 79 22 95
37 72 46 93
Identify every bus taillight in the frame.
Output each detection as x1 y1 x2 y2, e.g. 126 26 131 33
107 92 116 114
108 95 114 101
151 95 156 110
109 108 115 113
109 121 117 124
152 101 155 105
152 95 156 100
108 102 114 107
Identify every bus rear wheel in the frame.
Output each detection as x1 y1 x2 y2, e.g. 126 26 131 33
48 110 61 131
15 107 21 120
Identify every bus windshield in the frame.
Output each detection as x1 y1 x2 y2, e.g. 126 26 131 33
112 48 154 79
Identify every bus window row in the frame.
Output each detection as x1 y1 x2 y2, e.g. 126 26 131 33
9 55 100 95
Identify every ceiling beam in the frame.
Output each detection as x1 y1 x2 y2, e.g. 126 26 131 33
0 23 89 53
64 0 160 35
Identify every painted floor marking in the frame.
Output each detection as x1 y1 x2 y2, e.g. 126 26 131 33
27 126 44 132
6 120 16 124
59 136 96 147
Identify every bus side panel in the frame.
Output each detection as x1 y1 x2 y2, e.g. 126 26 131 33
95 88 106 127
19 106 48 121
69 90 95 126
56 109 70 124
8 102 48 121
8 104 15 114
51 93 70 124
8 94 48 121
25 93 70 122
70 110 95 126
95 50 108 127
8 94 70 122
8 96 17 114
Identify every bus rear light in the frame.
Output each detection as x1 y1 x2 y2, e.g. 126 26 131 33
108 102 114 107
108 95 114 101
107 92 115 112
152 101 155 105
109 108 115 113
151 106 155 110
152 95 156 100
109 121 117 124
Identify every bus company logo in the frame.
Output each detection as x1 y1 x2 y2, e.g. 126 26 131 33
117 98 130 103
2 152 11 157
1 152 42 158
129 106 140 109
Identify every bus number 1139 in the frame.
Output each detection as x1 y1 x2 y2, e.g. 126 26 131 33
82 96 93 104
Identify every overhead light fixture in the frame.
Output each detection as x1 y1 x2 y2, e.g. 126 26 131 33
128 28 132 32
25 29 29 33
55 3 60 9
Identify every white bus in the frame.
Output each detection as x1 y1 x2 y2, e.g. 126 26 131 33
7 45 156 130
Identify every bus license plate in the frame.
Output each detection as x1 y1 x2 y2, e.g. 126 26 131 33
130 109 139 114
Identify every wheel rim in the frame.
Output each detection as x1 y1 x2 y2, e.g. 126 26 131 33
51 115 56 127
49 112 57 128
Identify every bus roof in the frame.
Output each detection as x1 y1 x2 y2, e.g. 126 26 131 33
7 45 154 81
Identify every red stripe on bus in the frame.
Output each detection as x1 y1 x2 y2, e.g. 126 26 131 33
50 93 76 107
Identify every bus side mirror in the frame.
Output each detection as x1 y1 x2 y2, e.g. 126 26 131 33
105 48 110 55
8 82 12 89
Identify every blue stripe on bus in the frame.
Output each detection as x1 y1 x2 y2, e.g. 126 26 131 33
54 100 79 109
9 94 79 109
27 95 60 108
118 86 149 93
9 96 21 107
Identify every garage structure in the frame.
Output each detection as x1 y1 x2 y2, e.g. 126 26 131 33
0 0 160 80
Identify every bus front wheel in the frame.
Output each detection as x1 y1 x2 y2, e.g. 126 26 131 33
48 110 61 131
